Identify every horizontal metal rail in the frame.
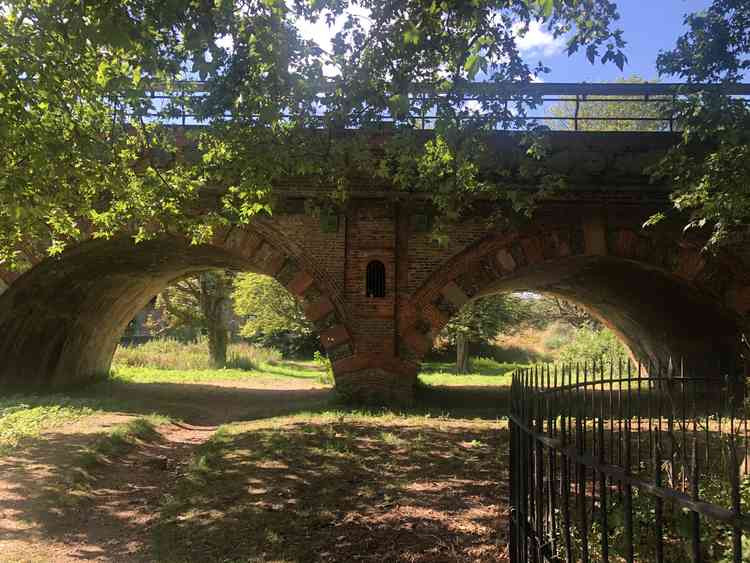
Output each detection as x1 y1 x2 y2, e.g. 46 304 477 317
509 360 749 562
116 81 750 131
144 81 750 97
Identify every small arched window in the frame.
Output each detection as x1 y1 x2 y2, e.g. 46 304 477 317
366 260 386 298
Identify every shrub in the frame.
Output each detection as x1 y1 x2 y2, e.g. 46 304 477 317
113 338 281 370
313 351 334 385
557 327 628 367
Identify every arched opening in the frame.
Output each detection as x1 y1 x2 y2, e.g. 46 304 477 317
423 290 633 379
366 260 386 298
0 232 351 388
403 251 746 390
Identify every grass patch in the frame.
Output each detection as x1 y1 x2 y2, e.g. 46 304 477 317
419 357 523 387
76 416 168 473
113 339 282 371
0 360 331 454
1 355 511 460
112 361 324 385
0 396 96 454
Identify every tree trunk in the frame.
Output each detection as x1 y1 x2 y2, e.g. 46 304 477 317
200 272 232 369
456 333 470 374
207 318 228 368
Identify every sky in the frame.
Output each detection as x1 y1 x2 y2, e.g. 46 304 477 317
295 0 714 84
524 0 713 83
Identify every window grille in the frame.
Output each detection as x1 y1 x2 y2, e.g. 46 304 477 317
366 261 386 298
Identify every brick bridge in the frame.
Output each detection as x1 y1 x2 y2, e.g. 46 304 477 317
1 130 748 403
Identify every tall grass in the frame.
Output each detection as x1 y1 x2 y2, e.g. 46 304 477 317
113 338 282 371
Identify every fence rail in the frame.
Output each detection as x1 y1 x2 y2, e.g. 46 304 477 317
121 81 750 131
509 360 749 562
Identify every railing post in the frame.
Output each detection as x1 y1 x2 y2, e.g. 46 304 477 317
508 358 747 563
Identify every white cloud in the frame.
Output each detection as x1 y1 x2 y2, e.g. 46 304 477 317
512 20 565 58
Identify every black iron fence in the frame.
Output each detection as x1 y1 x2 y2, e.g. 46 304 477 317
509 360 750 562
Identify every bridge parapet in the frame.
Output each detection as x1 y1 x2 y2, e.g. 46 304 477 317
136 81 750 131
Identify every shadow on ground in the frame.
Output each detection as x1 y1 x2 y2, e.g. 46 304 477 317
0 380 512 562
150 419 510 562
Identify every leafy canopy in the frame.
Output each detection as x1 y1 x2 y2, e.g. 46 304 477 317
439 293 536 345
652 0 750 247
232 272 312 337
0 0 627 267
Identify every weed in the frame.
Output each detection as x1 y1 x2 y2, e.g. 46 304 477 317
379 431 407 446
313 350 334 385
418 358 521 387
80 417 164 467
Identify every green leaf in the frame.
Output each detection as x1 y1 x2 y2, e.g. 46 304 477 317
96 60 110 87
403 24 420 45
464 54 483 79
541 0 554 18
388 94 410 118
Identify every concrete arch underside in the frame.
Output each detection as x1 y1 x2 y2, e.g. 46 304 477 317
0 228 352 388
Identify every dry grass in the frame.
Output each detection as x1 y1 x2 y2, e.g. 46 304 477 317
495 321 574 362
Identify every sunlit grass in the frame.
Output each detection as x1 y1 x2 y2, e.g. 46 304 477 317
0 397 96 454
78 416 168 468
0 361 327 456
113 338 283 371
112 361 324 384
1 353 514 457
418 357 522 387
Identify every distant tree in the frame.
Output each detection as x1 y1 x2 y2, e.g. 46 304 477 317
557 326 627 367
151 271 234 368
232 273 313 352
440 293 533 374
547 297 601 330
549 76 669 132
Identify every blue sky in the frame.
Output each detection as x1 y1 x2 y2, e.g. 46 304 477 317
527 0 712 83
295 1 715 84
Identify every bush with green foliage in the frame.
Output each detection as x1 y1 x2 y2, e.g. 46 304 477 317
233 273 317 358
557 327 628 367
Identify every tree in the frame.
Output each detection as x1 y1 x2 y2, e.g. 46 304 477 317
151 271 234 367
549 76 669 132
232 273 314 356
557 326 627 367
440 293 533 373
0 1 627 270
650 1 750 247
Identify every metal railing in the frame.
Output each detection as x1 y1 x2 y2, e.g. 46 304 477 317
509 360 749 562
123 82 750 132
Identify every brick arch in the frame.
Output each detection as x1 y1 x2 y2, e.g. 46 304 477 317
0 226 353 388
398 219 748 372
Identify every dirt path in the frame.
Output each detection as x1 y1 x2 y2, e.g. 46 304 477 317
0 421 214 563
0 378 330 563
0 379 509 562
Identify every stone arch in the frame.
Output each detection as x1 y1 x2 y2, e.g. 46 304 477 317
398 216 749 376
0 226 353 388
